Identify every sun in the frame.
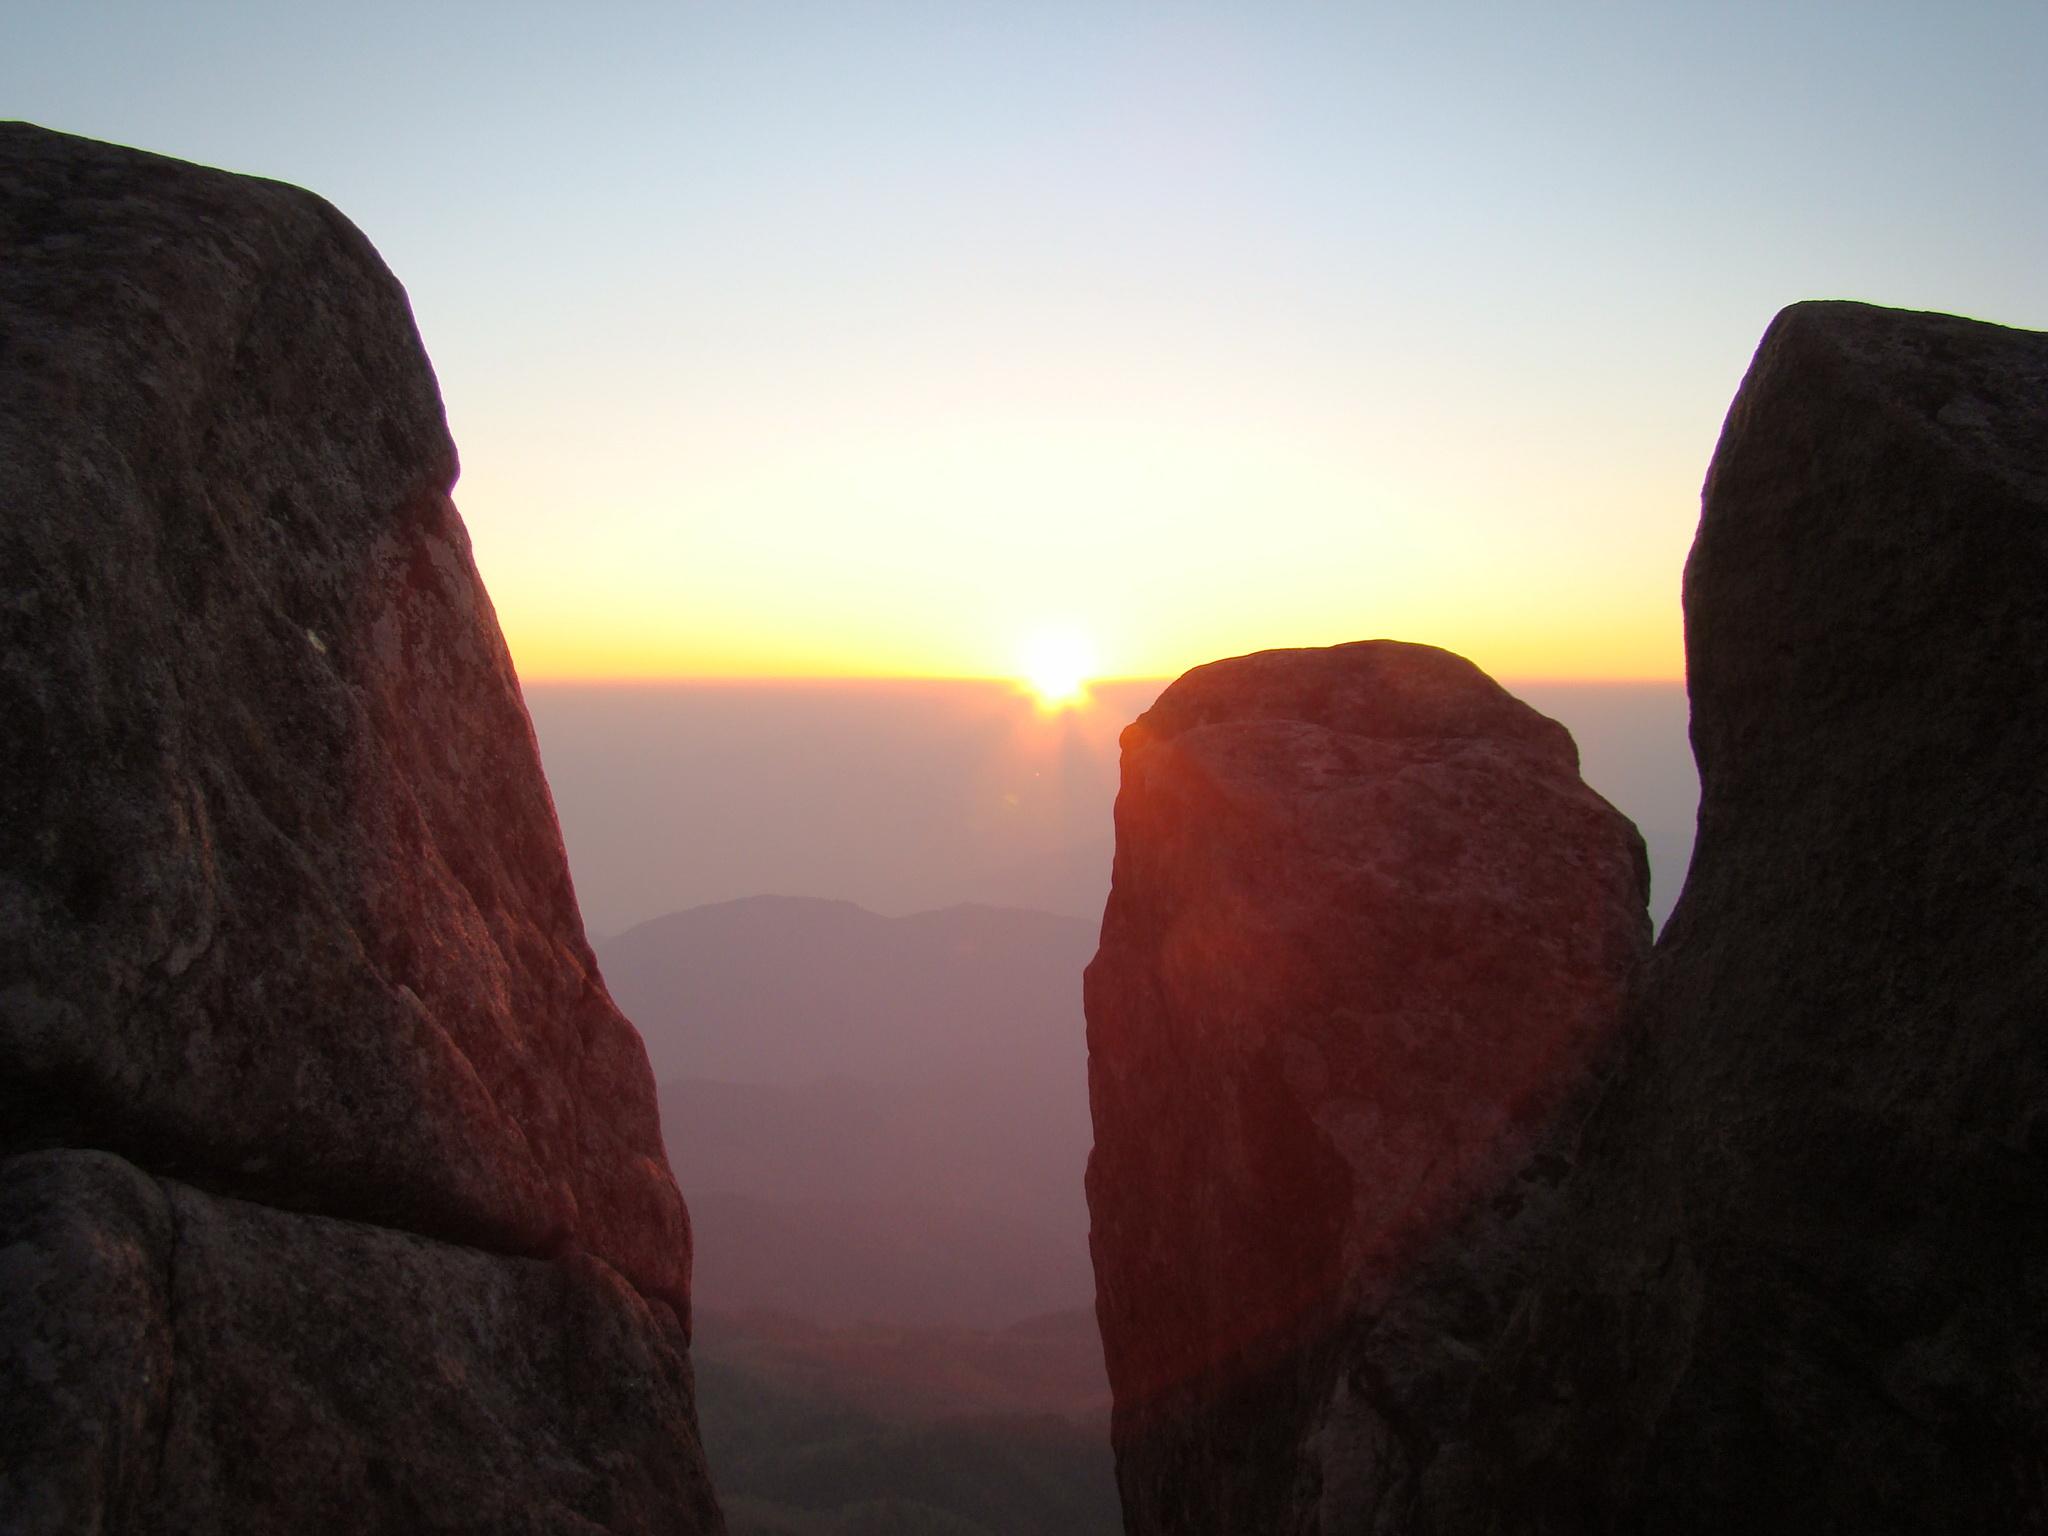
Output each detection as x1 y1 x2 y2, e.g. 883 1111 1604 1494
1018 623 1098 709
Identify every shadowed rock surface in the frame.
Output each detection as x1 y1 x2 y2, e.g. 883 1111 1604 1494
0 124 720 1532
0 1151 721 1535
0 121 686 1307
1083 640 1650 1532
1433 301 2048 1533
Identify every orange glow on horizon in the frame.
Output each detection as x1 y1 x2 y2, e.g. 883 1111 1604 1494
496 613 1686 690
490 567 1686 688
457 374 1696 696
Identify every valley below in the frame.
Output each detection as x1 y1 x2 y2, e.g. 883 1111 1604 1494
602 896 1116 1532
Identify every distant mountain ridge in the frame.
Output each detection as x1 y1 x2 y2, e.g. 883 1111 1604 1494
692 1305 1118 1535
699 1306 1109 1426
603 895 1097 1088
604 896 1101 1328
608 895 1114 1527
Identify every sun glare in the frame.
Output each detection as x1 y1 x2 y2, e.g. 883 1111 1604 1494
1019 623 1097 709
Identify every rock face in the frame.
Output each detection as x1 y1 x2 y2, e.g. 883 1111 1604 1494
0 124 720 1532
1084 301 2048 1535
0 121 688 1307
1441 301 2048 1533
1084 640 1651 1532
1 1151 717 1535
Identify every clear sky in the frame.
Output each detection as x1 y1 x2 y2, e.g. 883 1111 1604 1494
11 2 2045 683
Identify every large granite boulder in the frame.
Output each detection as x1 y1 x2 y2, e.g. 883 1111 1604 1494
1084 640 1651 1532
0 124 720 1532
0 120 685 1308
1441 302 2048 1533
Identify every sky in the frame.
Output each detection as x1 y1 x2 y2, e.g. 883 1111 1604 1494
10 2 2045 685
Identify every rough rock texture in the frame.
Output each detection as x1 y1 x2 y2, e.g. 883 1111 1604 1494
0 125 721 1533
1083 640 1651 1532
0 1150 723 1535
0 121 685 1308
1434 301 2048 1533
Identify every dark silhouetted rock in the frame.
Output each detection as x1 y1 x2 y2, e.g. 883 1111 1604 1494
0 1150 721 1535
0 124 720 1533
1083 640 1650 1532
0 120 685 1308
1434 301 2048 1534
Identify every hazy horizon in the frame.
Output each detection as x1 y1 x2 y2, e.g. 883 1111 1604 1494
526 672 1698 940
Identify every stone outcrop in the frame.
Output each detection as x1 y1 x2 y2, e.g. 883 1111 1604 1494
1439 301 2048 1533
0 124 720 1532
1084 301 2048 1534
1084 640 1651 1531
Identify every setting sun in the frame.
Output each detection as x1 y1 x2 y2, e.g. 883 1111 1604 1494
1019 623 1097 709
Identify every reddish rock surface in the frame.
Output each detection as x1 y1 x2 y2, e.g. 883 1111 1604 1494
0 124 719 1534
1083 640 1648 1525
0 122 686 1309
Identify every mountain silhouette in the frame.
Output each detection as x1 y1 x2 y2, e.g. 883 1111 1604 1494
602 897 1100 1326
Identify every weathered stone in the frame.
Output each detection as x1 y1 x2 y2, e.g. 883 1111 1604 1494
1083 640 1650 1532
1439 302 2048 1533
0 121 686 1309
0 1151 173 1535
0 1150 722 1535
0 124 719 1532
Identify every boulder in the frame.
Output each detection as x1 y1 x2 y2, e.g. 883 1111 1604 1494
1083 640 1650 1531
0 124 720 1533
0 121 686 1308
1444 301 2048 1533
